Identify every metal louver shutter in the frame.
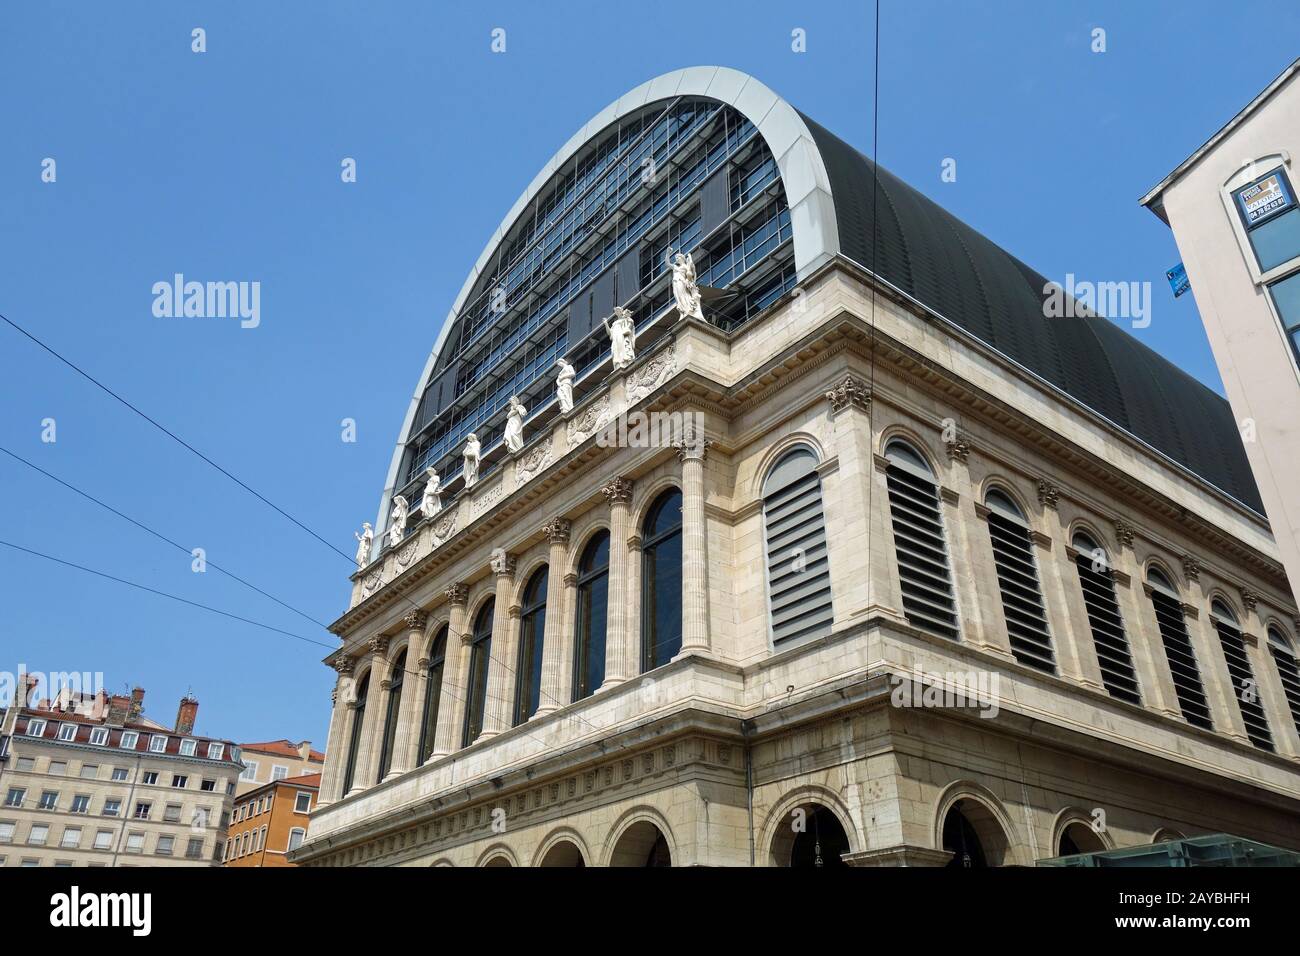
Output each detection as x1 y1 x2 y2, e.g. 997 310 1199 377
763 451 833 646
1150 591 1213 730
986 512 1054 673
1269 644 1300 736
1073 555 1141 704
886 464 958 639
1214 618 1273 750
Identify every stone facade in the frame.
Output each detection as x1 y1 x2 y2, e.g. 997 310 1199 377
293 261 1300 867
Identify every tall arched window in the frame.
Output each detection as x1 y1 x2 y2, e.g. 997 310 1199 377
761 447 832 646
1267 626 1300 736
462 600 494 747
884 440 957 638
418 626 447 764
376 650 406 781
514 568 548 726
642 489 683 670
1147 567 1212 730
1071 531 1140 704
1210 599 1272 750
342 672 369 794
573 531 610 701
984 489 1054 673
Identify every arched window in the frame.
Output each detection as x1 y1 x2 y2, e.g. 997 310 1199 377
514 569 548 725
884 440 957 638
573 531 610 701
1071 531 1140 704
642 489 683 670
462 600 494 747
342 672 369 794
1267 626 1300 736
761 447 832 646
1210 600 1272 750
984 489 1053 672
418 626 448 764
1147 567 1212 730
376 650 406 781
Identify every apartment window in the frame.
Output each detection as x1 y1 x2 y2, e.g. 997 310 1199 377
288 827 306 852
119 731 139 749
983 489 1054 673
102 799 122 817
240 760 259 782
0 821 14 843
70 795 91 814
16 757 34 772
38 791 58 810
26 719 46 737
90 727 109 746
79 764 99 779
200 779 216 792
60 827 81 849
191 807 210 830
94 830 113 850
49 761 67 776
761 448 833 646
133 801 151 820
294 791 312 814
207 742 225 760
125 832 144 853
5 789 26 808
885 440 958 638
1269 268 1300 363
142 771 158 785
185 837 204 859
164 804 182 823
1233 166 1300 272
20 858 39 867
572 534 609 702
171 774 188 789
111 767 128 781
156 835 174 856
272 765 289 782
149 735 168 753
1210 600 1273 751
1267 626 1300 736
28 824 49 846
57 723 78 742
179 739 197 757
1147 567 1213 730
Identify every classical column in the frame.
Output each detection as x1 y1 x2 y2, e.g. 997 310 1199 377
824 375 873 623
1033 483 1103 688
1108 522 1182 718
626 533 643 672
431 584 470 757
386 609 427 777
601 477 635 685
676 438 712 655
480 550 517 737
534 517 571 717
1180 556 1249 743
318 657 354 806
1240 587 1300 758
559 569 579 703
350 636 390 793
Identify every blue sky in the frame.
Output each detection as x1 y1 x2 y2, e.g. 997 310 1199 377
2 1 1296 746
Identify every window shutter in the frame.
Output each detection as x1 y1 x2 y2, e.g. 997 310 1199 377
1267 631 1300 736
885 460 958 639
1150 590 1213 729
986 511 1054 673
1073 553 1141 704
1213 613 1273 750
762 450 833 646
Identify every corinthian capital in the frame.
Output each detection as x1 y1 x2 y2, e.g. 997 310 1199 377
825 374 872 414
490 548 517 577
542 516 572 545
402 609 427 632
444 583 470 607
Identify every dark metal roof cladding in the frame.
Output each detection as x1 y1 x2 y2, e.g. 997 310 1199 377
799 113 1263 514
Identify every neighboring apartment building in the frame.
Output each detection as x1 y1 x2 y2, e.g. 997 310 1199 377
294 67 1300 868
236 739 324 795
224 772 319 867
0 683 241 867
1141 57 1300 611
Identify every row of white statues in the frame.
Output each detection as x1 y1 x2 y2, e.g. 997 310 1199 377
353 251 706 568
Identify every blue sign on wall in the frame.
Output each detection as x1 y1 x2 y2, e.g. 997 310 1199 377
1166 262 1191 298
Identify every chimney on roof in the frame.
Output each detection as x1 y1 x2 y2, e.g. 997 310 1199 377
128 686 145 722
297 740 312 761
20 674 39 708
175 695 199 735
107 694 131 726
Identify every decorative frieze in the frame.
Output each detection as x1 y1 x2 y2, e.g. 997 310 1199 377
430 509 458 549
626 342 677 404
567 394 611 448
515 442 553 485
824 373 872 414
